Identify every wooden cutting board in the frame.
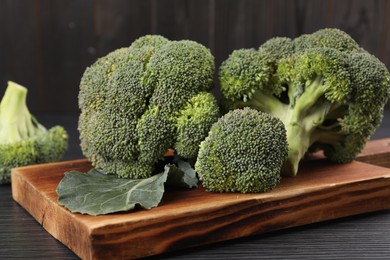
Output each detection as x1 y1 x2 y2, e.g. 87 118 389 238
11 138 390 260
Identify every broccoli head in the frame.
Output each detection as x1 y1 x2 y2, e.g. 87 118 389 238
0 81 68 184
195 107 288 193
78 35 219 179
219 28 390 176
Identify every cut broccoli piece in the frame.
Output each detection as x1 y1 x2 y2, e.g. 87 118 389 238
0 81 68 184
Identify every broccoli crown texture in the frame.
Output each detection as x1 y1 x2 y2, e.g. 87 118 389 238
78 35 219 179
219 28 390 176
0 81 68 184
195 107 288 193
259 37 295 64
294 28 360 53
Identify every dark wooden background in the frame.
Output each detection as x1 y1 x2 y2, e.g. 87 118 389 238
1 0 390 114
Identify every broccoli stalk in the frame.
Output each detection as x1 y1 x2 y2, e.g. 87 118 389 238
0 81 46 144
280 81 337 174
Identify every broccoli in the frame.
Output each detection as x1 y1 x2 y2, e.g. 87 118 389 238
0 81 68 184
195 107 288 193
78 35 219 179
219 28 390 176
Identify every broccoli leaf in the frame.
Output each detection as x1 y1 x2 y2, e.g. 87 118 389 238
56 161 198 215
165 160 198 188
57 168 168 215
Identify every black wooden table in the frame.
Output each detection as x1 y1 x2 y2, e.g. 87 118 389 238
1 110 390 259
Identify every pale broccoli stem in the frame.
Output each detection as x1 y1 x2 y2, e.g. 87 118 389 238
0 81 46 144
281 76 337 176
235 90 288 120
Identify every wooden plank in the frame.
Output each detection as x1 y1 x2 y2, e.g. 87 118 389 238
11 139 390 259
355 138 390 168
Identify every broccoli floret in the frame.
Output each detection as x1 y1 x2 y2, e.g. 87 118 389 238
195 108 288 193
320 50 390 162
0 81 68 184
146 40 215 113
219 49 273 102
174 92 220 158
295 28 360 53
219 49 286 118
259 37 295 64
136 106 176 167
219 28 390 176
78 35 219 179
129 34 169 50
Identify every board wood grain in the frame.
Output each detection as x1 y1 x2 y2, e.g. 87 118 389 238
11 139 390 260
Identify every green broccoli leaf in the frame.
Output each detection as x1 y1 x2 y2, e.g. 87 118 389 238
56 160 198 215
56 168 168 215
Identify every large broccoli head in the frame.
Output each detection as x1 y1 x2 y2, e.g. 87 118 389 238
195 107 288 193
78 35 219 179
0 81 68 184
219 28 390 176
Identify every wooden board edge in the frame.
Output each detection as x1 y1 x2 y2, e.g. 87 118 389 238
11 167 92 260
86 173 390 259
305 138 390 167
11 168 390 260
356 138 390 168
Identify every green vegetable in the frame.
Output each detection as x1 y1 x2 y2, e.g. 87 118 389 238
0 81 68 184
78 35 219 179
57 169 167 215
57 162 197 215
195 108 288 193
219 28 390 176
165 157 198 188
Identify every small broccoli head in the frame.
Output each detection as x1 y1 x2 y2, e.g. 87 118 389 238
195 108 288 193
0 82 68 184
78 35 219 179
